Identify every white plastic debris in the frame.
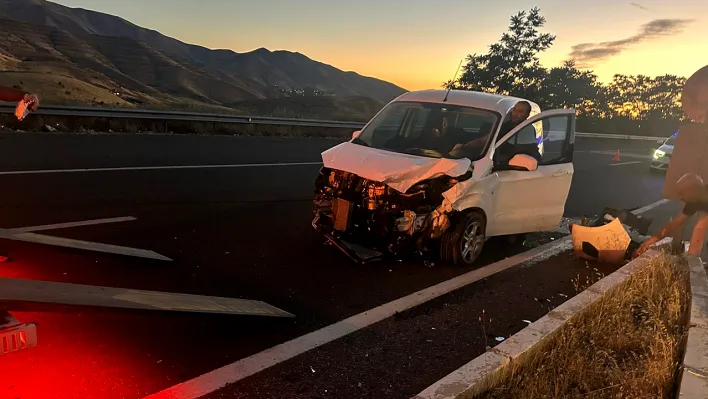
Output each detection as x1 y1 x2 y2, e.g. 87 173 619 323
522 320 531 324
495 337 505 342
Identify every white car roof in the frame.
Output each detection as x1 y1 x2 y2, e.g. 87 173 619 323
392 89 539 116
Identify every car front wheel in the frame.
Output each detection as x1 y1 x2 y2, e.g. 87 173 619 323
440 211 486 266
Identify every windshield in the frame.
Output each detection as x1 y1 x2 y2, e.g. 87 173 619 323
353 101 500 160
665 134 677 146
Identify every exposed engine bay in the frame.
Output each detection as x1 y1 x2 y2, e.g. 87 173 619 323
312 167 472 263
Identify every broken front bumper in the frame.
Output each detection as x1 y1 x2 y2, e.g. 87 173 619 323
312 196 433 264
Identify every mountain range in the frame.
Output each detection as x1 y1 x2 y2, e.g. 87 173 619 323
0 0 406 119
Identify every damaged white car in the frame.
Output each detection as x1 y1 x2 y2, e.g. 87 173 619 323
312 89 576 265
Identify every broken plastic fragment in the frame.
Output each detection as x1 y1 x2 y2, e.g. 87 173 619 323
571 218 631 265
495 337 505 342
522 320 531 324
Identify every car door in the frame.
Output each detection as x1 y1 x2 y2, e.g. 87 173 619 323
486 109 576 237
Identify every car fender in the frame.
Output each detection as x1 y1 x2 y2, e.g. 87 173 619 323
441 176 497 233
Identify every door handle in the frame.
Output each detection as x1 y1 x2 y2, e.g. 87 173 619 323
553 170 570 177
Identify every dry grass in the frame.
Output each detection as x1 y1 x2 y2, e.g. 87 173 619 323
473 252 691 399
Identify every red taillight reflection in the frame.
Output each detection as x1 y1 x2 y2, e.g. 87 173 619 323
2 330 27 353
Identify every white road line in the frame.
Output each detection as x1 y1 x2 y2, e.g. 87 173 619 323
144 198 671 399
632 198 671 215
0 216 171 260
0 162 323 176
0 231 172 261
5 216 137 233
609 161 642 166
144 238 572 399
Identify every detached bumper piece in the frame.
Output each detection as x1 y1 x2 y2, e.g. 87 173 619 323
0 310 37 356
324 233 384 264
570 207 654 265
322 198 384 264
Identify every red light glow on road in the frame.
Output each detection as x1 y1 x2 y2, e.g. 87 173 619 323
0 310 163 399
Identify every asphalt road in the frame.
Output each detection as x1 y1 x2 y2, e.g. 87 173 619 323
0 132 667 399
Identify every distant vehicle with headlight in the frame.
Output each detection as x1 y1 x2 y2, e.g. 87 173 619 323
649 132 676 172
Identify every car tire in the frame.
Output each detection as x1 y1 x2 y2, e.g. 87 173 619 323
440 211 486 266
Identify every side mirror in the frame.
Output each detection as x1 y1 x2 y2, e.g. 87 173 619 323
351 130 362 140
508 154 538 172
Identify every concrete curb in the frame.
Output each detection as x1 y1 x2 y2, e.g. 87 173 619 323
413 241 672 399
678 254 708 397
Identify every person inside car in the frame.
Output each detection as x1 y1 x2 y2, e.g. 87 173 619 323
449 100 532 160
390 110 465 156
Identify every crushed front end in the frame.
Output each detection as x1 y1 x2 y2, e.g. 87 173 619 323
312 167 469 263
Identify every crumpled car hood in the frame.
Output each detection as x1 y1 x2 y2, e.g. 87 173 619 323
321 142 472 193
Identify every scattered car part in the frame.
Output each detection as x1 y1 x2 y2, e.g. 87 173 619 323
591 207 653 236
0 310 37 356
571 218 631 265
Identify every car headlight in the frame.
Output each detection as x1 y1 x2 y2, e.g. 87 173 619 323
654 149 666 159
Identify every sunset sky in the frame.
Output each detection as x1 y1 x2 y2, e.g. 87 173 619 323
53 0 708 91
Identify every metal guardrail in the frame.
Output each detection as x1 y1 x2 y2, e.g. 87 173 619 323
0 103 365 130
575 132 662 141
0 103 666 141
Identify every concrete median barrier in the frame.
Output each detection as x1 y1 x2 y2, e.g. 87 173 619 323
678 254 708 396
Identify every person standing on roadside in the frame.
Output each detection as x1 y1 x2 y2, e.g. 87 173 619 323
0 86 39 262
633 172 708 258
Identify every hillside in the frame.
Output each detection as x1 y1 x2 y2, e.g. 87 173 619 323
0 18 269 109
0 0 407 105
236 96 383 122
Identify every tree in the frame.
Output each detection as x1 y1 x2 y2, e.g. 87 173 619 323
538 60 601 116
451 7 689 135
456 7 555 99
603 74 685 120
644 74 685 120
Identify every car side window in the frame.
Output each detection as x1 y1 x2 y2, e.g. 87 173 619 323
510 124 537 145
495 123 541 165
537 115 572 165
495 114 572 167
